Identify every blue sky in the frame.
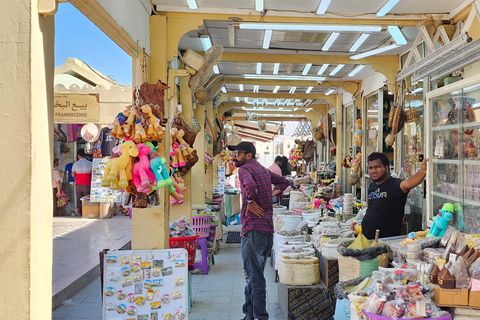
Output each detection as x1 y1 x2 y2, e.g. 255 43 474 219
55 3 132 85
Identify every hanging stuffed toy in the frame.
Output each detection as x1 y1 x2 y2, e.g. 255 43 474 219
349 153 362 186
353 119 362 146
132 143 157 193
101 141 139 189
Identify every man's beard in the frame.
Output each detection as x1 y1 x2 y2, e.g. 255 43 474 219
371 171 387 183
233 159 244 167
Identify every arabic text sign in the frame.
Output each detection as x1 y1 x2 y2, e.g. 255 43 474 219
54 93 99 123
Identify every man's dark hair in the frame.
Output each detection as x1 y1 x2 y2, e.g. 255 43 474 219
280 156 291 176
367 152 390 167
275 156 283 163
77 149 86 157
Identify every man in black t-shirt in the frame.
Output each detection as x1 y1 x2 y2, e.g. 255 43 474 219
362 152 428 239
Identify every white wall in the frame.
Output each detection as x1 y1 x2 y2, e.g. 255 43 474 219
360 72 387 97
97 0 151 54
342 91 354 105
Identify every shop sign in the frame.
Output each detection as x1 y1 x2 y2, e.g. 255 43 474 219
54 93 99 123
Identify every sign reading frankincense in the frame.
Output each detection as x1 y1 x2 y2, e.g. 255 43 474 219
54 93 100 123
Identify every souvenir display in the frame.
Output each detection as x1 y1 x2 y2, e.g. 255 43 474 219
103 249 188 320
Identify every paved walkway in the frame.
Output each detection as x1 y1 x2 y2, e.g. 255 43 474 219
53 228 284 320
52 216 132 309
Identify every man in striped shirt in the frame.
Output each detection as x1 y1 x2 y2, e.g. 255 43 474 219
72 149 92 216
228 142 290 320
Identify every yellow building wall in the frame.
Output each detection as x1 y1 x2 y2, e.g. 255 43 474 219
0 1 54 318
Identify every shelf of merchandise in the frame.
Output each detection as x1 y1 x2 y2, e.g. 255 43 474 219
432 158 480 165
425 72 480 230
431 191 480 207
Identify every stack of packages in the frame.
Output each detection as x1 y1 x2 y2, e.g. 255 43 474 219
334 266 451 320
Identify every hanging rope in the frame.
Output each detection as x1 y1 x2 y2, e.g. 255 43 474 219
134 40 141 107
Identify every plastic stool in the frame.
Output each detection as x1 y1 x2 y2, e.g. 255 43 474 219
191 214 212 275
193 236 209 275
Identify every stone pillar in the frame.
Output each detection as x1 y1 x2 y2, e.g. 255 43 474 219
191 105 206 207
0 2 54 318
131 15 169 250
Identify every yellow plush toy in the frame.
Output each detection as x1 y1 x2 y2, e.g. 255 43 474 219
101 141 139 189
122 105 136 138
353 119 362 146
141 104 165 140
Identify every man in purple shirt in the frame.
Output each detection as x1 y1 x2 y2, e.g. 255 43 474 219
228 141 290 320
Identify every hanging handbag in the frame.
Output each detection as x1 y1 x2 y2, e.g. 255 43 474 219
56 191 69 208
302 139 315 164
172 116 197 146
133 192 148 208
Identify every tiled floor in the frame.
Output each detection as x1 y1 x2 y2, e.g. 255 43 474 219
52 216 132 299
53 226 284 320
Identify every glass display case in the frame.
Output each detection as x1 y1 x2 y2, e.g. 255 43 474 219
342 102 354 192
402 79 425 232
425 74 480 233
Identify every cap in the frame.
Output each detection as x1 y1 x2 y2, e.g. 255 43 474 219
227 141 256 157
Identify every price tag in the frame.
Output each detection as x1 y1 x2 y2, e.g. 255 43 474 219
416 301 426 316
449 253 457 263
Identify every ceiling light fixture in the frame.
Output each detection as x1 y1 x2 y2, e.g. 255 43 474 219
228 25 235 47
242 106 246 110
317 64 329 75
253 85 259 93
350 33 369 52
273 85 280 93
186 0 198 9
388 26 407 45
213 65 220 74
322 32 340 51
221 87 227 93
305 108 313 112
376 0 400 17
316 0 332 15
350 44 399 60
289 86 297 94
245 97 249 103
245 74 326 81
239 84 244 91
302 63 312 75
255 0 264 11
199 35 212 51
238 22 382 32
273 63 280 74
256 63 262 74
325 88 335 95
293 107 299 111
235 97 240 102
306 86 314 93
329 64 344 76
263 30 273 49
348 65 365 77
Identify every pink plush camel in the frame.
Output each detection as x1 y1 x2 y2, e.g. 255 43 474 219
133 143 157 193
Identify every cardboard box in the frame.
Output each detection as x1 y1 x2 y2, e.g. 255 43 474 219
278 281 335 320
470 290 480 308
433 285 469 307
82 200 100 219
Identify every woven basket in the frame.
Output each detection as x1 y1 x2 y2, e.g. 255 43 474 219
391 103 406 135
405 94 418 123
